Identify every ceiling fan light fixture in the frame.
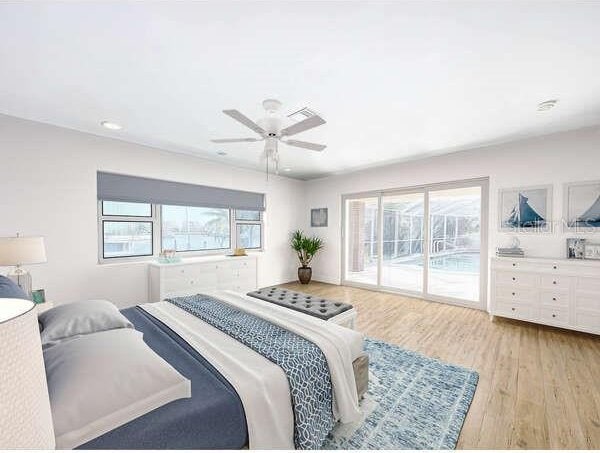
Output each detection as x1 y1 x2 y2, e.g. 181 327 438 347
212 99 327 176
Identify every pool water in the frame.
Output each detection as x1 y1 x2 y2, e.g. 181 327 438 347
398 252 480 273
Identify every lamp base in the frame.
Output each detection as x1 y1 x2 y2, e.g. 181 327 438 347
7 267 32 297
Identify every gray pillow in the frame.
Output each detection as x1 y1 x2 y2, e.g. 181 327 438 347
0 275 30 300
38 299 133 346
44 328 191 449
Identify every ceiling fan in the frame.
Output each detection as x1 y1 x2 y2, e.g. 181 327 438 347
211 99 327 174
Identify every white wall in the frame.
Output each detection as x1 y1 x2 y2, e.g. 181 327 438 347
3 114 600 308
302 125 600 285
0 114 304 307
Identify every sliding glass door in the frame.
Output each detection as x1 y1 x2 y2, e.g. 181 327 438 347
381 192 425 293
344 196 379 286
427 186 482 302
342 179 487 308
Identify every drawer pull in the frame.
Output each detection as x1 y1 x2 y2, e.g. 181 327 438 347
552 297 557 301
512 292 516 296
511 307 516 311
553 265 558 270
552 314 556 318
512 263 516 267
512 277 516 281
553 281 557 285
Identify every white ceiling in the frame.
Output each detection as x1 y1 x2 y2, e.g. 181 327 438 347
1 1 600 180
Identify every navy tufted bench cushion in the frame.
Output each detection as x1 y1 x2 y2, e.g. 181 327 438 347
247 287 353 321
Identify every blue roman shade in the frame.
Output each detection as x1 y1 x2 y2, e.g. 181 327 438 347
97 172 265 211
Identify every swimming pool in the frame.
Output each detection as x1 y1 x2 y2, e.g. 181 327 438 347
395 252 480 273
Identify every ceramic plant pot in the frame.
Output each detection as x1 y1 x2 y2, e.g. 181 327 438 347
298 266 312 284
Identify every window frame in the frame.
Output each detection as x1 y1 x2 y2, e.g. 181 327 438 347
98 201 159 263
98 201 264 263
234 214 263 250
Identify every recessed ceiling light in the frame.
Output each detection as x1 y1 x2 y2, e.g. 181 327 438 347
100 120 122 130
216 151 227 156
537 99 558 112
283 167 292 172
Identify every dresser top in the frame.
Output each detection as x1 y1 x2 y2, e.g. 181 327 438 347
492 256 600 267
149 254 256 267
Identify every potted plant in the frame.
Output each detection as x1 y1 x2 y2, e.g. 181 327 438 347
291 230 324 284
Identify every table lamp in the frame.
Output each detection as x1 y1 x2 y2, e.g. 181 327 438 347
0 298 55 448
0 234 47 297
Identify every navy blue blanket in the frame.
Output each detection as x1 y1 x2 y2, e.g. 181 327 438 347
79 307 247 449
167 294 334 450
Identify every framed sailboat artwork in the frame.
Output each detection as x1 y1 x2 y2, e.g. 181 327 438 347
498 185 552 233
564 180 600 233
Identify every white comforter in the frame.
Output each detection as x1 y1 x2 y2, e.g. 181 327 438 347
140 290 363 449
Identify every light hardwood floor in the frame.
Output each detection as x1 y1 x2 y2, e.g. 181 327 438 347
281 281 600 449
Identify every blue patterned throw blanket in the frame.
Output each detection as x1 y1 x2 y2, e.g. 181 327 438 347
166 294 334 449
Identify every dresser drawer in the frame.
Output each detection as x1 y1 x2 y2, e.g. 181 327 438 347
576 277 600 293
539 290 570 307
494 301 534 320
236 267 256 280
573 310 600 333
495 286 538 303
163 263 214 279
540 306 569 325
495 271 538 287
540 275 572 290
574 294 600 312
163 273 217 292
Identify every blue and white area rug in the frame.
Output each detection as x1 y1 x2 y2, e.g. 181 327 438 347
322 338 479 450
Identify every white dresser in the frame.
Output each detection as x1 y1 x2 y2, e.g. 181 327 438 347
149 255 258 301
490 257 600 335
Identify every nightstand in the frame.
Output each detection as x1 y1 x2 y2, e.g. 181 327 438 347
36 301 54 314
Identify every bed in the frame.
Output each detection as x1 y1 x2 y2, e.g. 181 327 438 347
72 290 366 449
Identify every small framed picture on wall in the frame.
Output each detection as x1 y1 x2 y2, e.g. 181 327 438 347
311 208 328 227
498 185 552 233
564 180 600 233
584 242 600 260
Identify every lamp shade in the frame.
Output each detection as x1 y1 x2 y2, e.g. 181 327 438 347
0 236 47 266
0 298 55 448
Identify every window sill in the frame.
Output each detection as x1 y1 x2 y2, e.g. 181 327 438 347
98 250 264 266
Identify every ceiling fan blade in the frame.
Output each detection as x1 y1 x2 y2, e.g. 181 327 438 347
280 115 326 137
211 138 262 143
223 109 266 135
284 139 327 151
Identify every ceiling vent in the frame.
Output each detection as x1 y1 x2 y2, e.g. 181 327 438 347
287 107 317 122
537 99 558 111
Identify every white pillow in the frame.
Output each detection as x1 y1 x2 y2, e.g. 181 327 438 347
39 299 132 346
44 328 191 449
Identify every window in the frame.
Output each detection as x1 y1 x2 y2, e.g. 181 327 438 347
98 201 263 261
235 210 261 221
234 209 262 249
100 201 155 259
162 205 230 252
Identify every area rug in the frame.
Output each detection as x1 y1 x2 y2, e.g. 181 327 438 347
322 338 479 450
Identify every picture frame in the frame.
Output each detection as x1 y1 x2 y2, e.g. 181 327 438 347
584 242 600 260
498 185 552 233
311 208 328 227
564 180 600 233
566 238 586 259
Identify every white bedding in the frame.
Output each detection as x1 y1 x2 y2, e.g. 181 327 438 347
140 290 363 449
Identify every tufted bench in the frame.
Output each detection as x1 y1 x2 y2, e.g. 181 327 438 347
247 287 357 330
